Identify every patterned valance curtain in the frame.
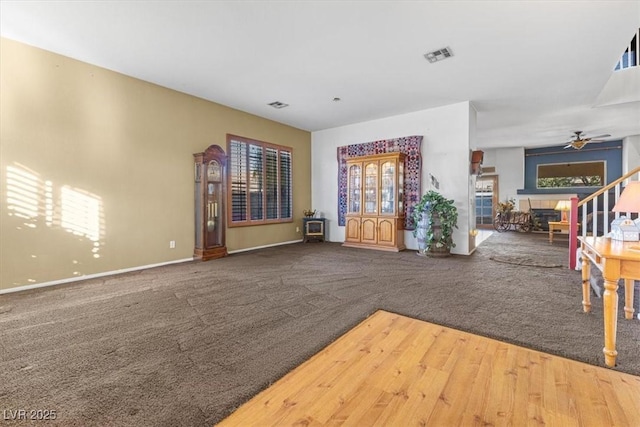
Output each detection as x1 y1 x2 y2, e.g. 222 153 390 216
337 135 422 230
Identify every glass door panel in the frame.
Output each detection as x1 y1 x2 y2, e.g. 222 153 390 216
206 160 223 247
380 161 395 214
364 163 378 214
475 176 497 227
348 164 361 213
398 162 404 212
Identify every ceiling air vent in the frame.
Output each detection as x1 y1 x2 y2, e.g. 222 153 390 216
424 47 453 63
268 101 289 109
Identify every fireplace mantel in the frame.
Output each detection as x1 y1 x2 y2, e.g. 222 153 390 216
515 193 578 211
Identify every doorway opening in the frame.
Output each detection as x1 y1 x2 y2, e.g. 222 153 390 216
475 175 498 229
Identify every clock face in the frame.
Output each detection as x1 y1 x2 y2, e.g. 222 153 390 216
207 161 221 182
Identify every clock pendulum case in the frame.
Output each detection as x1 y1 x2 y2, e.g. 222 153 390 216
193 144 228 260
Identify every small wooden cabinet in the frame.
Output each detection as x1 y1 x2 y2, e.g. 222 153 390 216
342 152 406 251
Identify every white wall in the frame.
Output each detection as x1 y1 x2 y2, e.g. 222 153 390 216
623 134 640 179
466 104 478 253
311 101 475 255
481 147 524 203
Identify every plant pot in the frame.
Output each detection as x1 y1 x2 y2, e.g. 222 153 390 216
415 212 429 256
426 213 451 257
426 244 451 257
411 191 458 257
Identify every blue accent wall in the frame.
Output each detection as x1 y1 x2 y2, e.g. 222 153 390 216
519 140 623 197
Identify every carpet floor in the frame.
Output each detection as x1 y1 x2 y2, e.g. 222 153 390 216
1 231 639 426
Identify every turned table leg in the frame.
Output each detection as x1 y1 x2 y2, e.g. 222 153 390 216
624 279 635 320
602 259 621 367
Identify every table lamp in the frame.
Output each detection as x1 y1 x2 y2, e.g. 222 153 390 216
611 181 640 244
554 200 571 223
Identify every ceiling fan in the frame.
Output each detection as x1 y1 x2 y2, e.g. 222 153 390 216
563 131 611 150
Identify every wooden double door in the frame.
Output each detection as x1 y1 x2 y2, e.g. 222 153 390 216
345 217 404 250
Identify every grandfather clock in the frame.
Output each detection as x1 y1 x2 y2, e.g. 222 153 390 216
194 144 228 260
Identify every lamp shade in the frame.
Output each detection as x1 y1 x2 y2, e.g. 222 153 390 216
613 181 640 213
554 200 571 222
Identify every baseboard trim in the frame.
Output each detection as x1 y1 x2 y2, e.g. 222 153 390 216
228 239 303 254
1 240 306 295
0 258 194 295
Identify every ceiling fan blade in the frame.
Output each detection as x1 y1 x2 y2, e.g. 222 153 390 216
564 144 574 149
587 134 610 139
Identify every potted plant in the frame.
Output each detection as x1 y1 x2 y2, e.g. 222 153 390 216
496 198 515 213
411 190 459 257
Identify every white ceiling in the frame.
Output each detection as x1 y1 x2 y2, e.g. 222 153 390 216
1 1 639 150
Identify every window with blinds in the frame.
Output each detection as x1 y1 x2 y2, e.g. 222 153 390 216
230 141 247 222
227 135 293 226
249 145 263 220
279 150 292 219
266 148 278 220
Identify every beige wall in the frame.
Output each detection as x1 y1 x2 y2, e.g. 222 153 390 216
0 38 311 291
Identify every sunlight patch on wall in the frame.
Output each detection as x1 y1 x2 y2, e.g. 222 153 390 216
6 165 39 220
61 186 101 242
5 163 107 284
45 180 54 226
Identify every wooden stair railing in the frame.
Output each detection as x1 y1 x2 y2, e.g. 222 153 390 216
569 166 640 269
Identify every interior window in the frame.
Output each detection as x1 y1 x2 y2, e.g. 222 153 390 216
537 161 605 188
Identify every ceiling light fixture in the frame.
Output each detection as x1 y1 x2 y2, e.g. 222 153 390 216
424 47 453 63
333 97 341 102
268 101 289 109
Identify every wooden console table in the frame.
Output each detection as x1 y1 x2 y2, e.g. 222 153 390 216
579 236 640 367
548 221 572 244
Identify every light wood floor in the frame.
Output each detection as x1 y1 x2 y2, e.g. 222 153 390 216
217 310 640 426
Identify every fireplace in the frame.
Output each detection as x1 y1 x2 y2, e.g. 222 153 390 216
531 209 561 231
303 218 326 242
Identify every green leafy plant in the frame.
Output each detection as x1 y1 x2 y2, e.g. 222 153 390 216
411 191 459 252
